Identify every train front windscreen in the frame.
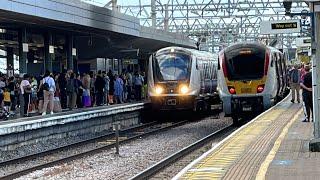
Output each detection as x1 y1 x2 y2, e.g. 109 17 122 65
225 47 265 80
153 52 191 81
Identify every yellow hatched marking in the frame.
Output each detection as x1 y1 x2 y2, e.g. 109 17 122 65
256 109 303 180
226 76 267 95
182 109 285 179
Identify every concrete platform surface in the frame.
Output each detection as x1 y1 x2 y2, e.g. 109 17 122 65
0 102 147 135
265 113 320 180
173 96 319 180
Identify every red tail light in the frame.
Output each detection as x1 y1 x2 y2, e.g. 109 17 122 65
264 50 270 75
220 52 228 77
228 86 236 94
257 85 265 93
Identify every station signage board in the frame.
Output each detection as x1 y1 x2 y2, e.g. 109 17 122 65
296 37 312 47
22 43 28 52
72 48 77 56
260 20 301 34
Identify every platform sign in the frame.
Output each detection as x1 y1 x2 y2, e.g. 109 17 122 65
260 20 301 34
22 43 28 52
49 45 54 54
296 37 312 47
72 48 77 56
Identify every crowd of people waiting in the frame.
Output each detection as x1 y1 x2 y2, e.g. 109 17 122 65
0 69 147 118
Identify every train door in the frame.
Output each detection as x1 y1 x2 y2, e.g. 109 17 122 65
204 60 213 94
198 58 205 95
212 60 218 94
282 54 289 89
273 53 281 98
277 53 284 96
280 54 287 95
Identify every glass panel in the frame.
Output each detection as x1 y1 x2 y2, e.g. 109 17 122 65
154 53 190 81
0 50 6 74
225 48 265 80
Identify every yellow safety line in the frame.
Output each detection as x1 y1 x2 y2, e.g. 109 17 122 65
256 108 303 180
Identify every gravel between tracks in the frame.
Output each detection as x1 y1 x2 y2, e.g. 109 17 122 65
15 114 232 180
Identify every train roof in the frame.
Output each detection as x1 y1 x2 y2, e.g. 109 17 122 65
222 42 283 54
156 46 217 59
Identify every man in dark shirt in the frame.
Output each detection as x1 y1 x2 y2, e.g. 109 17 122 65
300 65 312 122
94 70 106 106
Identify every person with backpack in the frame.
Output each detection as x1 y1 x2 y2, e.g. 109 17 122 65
289 64 301 103
41 71 56 115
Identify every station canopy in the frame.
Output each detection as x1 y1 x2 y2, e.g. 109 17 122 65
82 0 310 52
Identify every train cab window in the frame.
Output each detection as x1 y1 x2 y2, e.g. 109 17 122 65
154 52 191 81
224 47 265 80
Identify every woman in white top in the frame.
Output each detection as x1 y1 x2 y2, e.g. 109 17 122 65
41 71 56 115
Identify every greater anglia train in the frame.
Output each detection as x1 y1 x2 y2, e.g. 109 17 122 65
217 42 289 124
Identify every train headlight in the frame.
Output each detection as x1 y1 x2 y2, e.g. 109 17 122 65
155 86 164 95
180 85 189 94
257 85 265 93
228 86 236 94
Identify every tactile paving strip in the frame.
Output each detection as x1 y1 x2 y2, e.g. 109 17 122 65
179 101 301 180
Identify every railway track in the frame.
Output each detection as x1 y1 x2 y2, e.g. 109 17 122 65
0 120 190 180
130 124 238 180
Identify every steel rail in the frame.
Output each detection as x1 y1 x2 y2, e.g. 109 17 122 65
0 121 158 167
129 124 236 180
0 120 189 180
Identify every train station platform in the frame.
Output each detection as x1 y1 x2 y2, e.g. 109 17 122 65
0 102 148 150
173 96 320 180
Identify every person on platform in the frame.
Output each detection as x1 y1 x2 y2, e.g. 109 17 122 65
7 76 16 114
66 73 76 110
114 74 124 104
289 64 301 103
126 71 133 102
94 71 105 106
20 74 31 117
107 70 115 104
42 71 56 115
3 88 11 113
300 65 313 122
103 72 110 105
133 71 144 101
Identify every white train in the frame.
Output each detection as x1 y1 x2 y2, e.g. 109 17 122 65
147 47 219 111
217 42 288 124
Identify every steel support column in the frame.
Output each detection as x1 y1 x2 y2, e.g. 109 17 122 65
151 0 156 28
309 2 320 152
44 32 54 72
6 47 14 76
18 27 27 74
67 34 74 71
